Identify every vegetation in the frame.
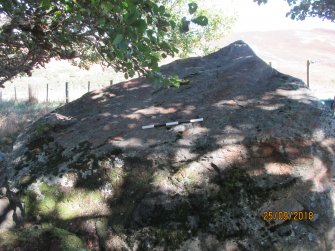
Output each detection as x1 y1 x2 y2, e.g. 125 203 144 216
0 225 87 251
161 0 235 58
0 0 234 88
255 0 335 22
0 100 61 152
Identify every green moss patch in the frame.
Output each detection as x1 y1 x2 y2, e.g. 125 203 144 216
0 225 87 251
22 183 108 221
57 189 107 220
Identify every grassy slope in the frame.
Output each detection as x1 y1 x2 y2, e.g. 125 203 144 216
0 101 62 152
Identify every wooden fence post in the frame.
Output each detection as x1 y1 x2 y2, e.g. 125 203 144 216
14 86 17 102
306 59 310 88
110 80 113 86
46 84 49 103
88 81 90 92
28 84 32 102
65 82 69 103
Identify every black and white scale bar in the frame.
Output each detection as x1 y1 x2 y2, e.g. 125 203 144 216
142 118 204 129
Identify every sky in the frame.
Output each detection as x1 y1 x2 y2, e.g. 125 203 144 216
210 0 335 32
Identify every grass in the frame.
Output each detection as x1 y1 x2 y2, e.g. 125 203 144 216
1 59 127 103
0 100 63 152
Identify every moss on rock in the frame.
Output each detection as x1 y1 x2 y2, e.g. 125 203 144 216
0 225 87 251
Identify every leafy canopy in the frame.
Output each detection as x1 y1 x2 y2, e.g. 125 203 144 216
0 0 215 88
162 0 236 58
255 0 335 22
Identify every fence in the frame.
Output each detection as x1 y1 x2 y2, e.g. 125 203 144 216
267 59 335 87
0 59 334 103
0 80 115 104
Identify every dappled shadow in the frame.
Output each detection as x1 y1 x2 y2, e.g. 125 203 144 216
2 41 335 250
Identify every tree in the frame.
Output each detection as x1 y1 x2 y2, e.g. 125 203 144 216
0 0 201 88
161 0 236 58
255 0 335 22
0 0 234 88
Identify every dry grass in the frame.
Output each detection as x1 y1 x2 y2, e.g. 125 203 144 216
1 59 128 103
0 100 62 152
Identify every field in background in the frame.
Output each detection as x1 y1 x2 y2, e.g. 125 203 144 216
1 60 128 103
0 101 62 153
218 28 335 99
1 29 334 103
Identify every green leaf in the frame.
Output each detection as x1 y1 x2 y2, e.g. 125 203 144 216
112 34 123 46
115 49 124 58
160 41 171 50
133 19 147 33
129 69 135 77
64 4 74 12
121 1 128 8
41 0 51 10
98 18 106 26
191 16 209 26
127 13 138 24
180 17 190 32
169 20 176 29
158 5 166 15
152 4 159 15
125 62 132 70
188 2 198 15
101 2 113 12
118 40 129 50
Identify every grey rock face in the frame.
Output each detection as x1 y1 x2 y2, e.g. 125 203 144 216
0 151 6 189
5 41 335 250
0 197 14 229
0 151 5 162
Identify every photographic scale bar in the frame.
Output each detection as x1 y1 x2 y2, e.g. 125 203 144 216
142 118 204 129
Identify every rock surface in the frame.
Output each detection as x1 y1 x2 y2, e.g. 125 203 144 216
2 40 335 250
0 151 5 162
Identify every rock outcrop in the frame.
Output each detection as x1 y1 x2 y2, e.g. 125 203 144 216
2 40 335 250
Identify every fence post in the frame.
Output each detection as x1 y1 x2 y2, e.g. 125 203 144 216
14 86 17 102
46 84 49 103
110 80 113 86
269 62 272 67
88 81 90 92
65 82 69 103
306 59 310 88
28 84 32 102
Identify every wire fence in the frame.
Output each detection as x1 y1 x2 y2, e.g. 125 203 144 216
0 59 334 103
267 59 335 92
0 80 114 104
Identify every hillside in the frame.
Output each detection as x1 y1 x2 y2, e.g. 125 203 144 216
219 29 335 99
